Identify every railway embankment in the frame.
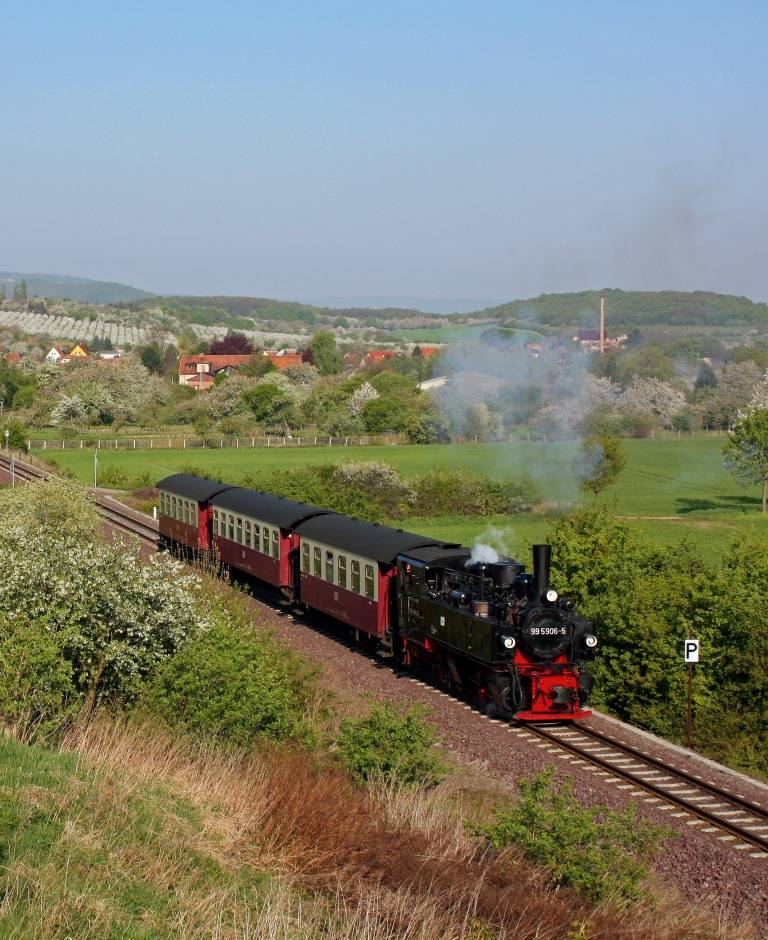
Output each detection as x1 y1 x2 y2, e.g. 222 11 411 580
0 454 766 936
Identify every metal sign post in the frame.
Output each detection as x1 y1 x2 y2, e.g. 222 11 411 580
684 639 699 748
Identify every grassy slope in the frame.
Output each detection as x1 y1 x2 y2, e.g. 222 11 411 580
0 734 278 938
47 438 768 559
4 721 699 940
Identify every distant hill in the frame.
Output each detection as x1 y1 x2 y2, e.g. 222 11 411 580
0 271 154 304
473 289 768 329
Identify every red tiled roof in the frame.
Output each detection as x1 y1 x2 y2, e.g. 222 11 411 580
417 346 440 357
264 353 303 370
179 354 253 376
3 352 22 363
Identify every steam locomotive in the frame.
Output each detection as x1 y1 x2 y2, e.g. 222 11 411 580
157 474 596 721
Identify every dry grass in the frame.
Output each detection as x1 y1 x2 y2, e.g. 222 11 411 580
43 716 755 940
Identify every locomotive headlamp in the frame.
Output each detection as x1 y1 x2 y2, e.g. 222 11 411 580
502 635 516 650
585 635 598 648
545 588 558 603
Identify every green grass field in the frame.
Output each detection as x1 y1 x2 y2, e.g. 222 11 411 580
45 438 768 559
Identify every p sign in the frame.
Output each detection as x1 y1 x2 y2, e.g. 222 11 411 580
684 639 700 663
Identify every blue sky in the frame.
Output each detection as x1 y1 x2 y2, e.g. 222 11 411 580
1 1 767 304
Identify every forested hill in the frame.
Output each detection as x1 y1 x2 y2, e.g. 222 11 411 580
0 271 153 304
472 289 768 328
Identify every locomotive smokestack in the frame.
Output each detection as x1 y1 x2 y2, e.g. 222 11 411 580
532 544 551 601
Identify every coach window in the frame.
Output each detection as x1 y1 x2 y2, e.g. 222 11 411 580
364 564 375 600
225 514 232 540
337 555 347 588
325 550 334 583
272 530 279 558
171 496 177 518
185 501 192 525
313 546 322 577
262 526 270 554
351 560 361 593
236 517 243 544
212 510 218 535
253 523 260 550
244 520 251 547
301 543 310 572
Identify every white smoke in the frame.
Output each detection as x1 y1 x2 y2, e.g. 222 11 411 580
468 543 500 565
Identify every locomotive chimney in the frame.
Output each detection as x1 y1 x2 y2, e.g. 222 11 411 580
532 544 551 601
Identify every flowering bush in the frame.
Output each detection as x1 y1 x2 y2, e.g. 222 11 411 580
0 480 209 713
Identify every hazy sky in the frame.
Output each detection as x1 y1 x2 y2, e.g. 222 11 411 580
2 1 767 303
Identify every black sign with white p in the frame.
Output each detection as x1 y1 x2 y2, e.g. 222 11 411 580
684 639 700 663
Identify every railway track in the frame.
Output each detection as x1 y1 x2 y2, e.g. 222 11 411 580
2 450 767 861
516 721 768 857
0 453 159 545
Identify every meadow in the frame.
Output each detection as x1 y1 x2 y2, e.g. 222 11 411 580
46 437 768 560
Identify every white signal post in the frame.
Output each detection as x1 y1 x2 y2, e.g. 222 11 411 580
684 639 700 747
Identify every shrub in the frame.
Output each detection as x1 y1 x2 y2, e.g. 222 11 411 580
97 464 132 488
243 465 386 522
337 703 445 787
479 768 668 903
1 418 27 450
0 479 208 710
143 615 320 747
412 469 538 515
0 615 77 737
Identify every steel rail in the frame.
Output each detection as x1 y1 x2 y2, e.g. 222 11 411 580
521 721 768 853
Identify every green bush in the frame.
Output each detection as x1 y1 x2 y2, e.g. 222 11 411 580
0 615 77 738
142 614 320 748
412 469 538 515
1 419 28 450
336 703 445 787
245 464 538 522
97 465 132 488
242 465 386 522
479 768 668 903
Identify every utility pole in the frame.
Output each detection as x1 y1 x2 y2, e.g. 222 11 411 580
93 449 98 488
599 295 606 355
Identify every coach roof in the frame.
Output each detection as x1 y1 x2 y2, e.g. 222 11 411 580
294 513 456 565
211 487 330 529
157 474 234 502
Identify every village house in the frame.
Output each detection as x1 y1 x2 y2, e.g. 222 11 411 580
44 343 93 365
178 351 305 390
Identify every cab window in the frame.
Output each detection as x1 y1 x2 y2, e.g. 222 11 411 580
351 560 360 593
